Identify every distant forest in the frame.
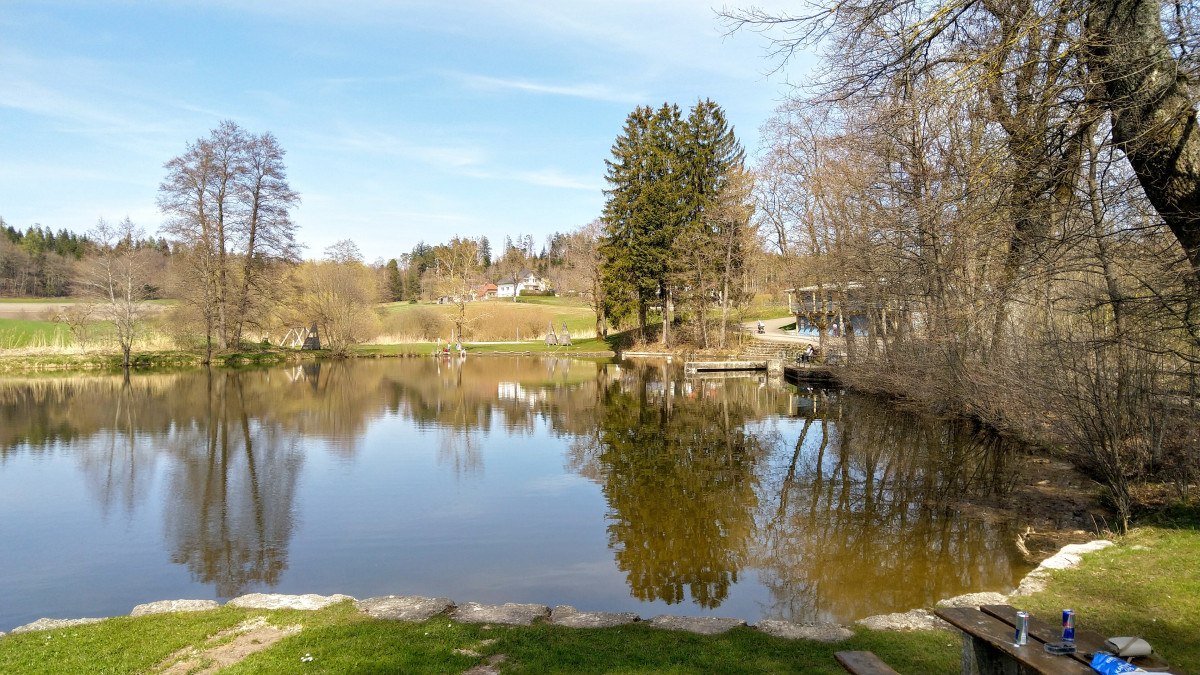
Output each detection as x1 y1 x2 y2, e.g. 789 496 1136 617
0 218 168 297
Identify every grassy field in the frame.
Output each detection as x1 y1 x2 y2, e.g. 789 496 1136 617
1 515 1195 673
353 336 617 357
379 299 596 342
0 297 73 304
0 294 788 354
0 318 72 349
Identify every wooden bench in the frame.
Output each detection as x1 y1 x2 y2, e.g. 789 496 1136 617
935 604 1170 674
834 650 900 675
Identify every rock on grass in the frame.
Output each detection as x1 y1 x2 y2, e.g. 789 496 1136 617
356 596 454 622
226 593 355 611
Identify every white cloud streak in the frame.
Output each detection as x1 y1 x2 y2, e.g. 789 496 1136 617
454 73 643 104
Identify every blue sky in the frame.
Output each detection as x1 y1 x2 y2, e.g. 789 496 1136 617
0 1 806 262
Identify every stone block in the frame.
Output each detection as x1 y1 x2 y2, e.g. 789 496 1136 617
755 619 852 642
452 602 548 626
356 595 454 622
10 617 104 634
550 605 640 628
131 599 220 617
226 593 355 611
649 615 746 635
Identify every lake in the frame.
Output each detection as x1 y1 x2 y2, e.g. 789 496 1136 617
0 356 1031 631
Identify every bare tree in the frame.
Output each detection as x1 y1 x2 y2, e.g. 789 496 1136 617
233 131 300 345
159 121 300 360
76 217 154 370
559 221 609 338
722 0 1200 286
432 237 483 342
734 1 1200 521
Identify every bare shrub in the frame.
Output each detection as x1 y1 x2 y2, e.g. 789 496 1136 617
160 304 207 350
1047 336 1166 532
53 303 97 350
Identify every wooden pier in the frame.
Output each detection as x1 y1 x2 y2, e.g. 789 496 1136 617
684 360 769 374
783 363 839 383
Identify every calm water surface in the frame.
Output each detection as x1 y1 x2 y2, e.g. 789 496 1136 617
0 357 1032 631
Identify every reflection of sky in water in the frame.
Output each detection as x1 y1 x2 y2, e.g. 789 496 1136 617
0 360 1031 631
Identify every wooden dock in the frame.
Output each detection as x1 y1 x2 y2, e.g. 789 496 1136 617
684 360 768 374
783 363 839 383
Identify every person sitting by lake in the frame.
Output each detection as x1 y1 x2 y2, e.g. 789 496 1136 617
801 344 816 363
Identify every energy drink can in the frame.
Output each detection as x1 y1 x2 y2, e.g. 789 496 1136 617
1062 609 1075 643
1014 611 1029 646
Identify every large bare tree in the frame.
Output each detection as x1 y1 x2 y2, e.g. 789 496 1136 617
158 121 299 361
723 0 1200 285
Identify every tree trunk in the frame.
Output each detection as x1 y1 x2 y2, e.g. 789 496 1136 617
235 184 262 347
1087 0 1200 283
660 284 671 346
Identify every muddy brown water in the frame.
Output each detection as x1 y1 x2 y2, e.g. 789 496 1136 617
0 357 1060 631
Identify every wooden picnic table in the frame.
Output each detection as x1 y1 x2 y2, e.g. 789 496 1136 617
935 604 1172 674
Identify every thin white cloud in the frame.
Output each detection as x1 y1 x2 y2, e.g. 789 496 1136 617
297 127 487 170
512 169 603 192
0 71 133 133
455 73 643 104
0 49 223 152
0 162 150 186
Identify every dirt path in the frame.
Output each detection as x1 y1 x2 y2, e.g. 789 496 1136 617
151 617 301 675
0 302 77 320
0 301 168 320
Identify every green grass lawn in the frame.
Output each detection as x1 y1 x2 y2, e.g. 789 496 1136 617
225 615 959 674
512 295 589 307
1019 509 1200 670
737 305 794 322
0 318 71 349
0 603 957 675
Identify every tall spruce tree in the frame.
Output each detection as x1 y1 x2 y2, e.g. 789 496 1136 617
601 100 748 345
600 104 686 342
673 99 749 347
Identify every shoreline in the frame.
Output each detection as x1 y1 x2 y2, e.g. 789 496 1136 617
1 539 1110 639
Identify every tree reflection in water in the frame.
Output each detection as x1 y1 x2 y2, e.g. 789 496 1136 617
75 380 161 519
571 364 1024 621
580 361 768 609
162 370 304 597
751 385 1023 623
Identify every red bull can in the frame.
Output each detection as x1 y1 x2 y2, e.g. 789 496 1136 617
1014 611 1029 646
1062 609 1075 643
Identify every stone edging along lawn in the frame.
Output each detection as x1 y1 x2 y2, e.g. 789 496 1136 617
2 593 852 643
0 540 1111 642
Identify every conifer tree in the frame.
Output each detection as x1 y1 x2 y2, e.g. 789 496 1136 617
601 100 749 345
672 99 750 347
385 258 405 301
601 104 687 341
